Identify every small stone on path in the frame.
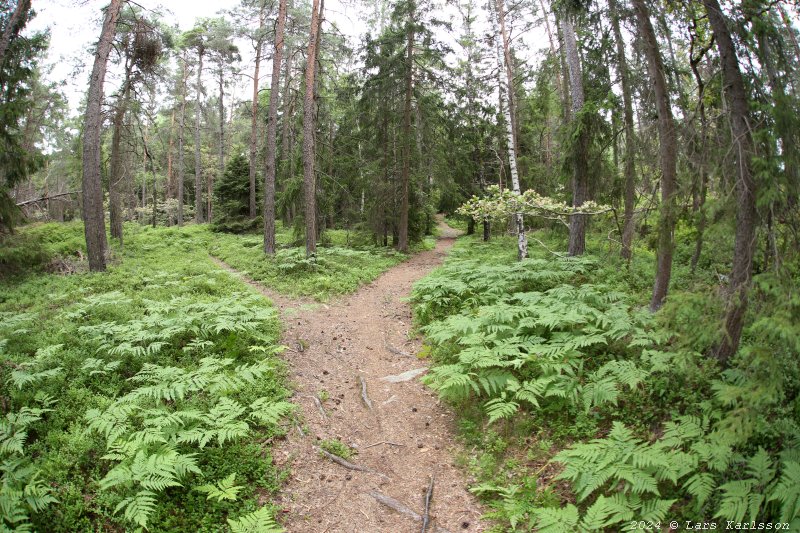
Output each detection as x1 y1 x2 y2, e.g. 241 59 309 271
380 367 427 383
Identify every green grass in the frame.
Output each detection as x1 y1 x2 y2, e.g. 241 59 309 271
319 439 356 461
207 223 432 301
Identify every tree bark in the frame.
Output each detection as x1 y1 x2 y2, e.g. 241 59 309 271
214 65 225 222
633 0 677 312
249 8 266 219
194 48 204 223
561 14 588 256
167 108 175 200
703 0 758 364
177 52 188 226
0 0 30 68
609 0 636 261
397 0 414 254
264 0 287 255
109 72 131 245
303 0 322 257
494 0 526 260
81 0 123 272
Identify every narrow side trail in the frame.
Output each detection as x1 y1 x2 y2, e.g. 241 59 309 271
216 220 485 532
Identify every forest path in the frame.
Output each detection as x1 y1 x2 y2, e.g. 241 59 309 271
213 217 486 532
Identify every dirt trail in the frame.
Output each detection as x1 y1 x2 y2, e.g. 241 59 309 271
214 219 485 532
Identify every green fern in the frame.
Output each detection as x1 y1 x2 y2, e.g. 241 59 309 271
195 473 243 502
227 506 284 533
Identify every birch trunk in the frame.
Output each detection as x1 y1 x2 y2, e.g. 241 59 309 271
494 0 526 260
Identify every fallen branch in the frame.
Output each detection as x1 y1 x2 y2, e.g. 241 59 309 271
368 491 452 533
421 475 435 533
15 190 80 206
359 375 373 409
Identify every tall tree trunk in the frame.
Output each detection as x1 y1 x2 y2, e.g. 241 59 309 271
561 14 588 256
81 0 122 272
109 70 131 245
609 0 636 261
703 0 758 364
249 9 265 219
303 0 322 257
167 108 175 199
280 46 293 182
0 0 30 67
538 0 567 116
494 0 526 260
194 49 204 223
264 0 287 255
177 53 188 226
214 67 224 222
633 0 678 311
397 0 414 253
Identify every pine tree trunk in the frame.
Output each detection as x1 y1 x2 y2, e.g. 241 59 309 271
0 0 30 67
303 0 322 257
703 0 758 364
194 49 204 223
249 11 264 219
264 0 287 255
109 68 131 244
609 0 636 261
560 15 588 256
177 53 188 226
633 0 677 311
214 67 224 222
397 0 414 254
166 109 175 199
81 0 122 272
494 0 526 260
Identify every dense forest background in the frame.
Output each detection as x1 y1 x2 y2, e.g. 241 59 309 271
1 0 800 530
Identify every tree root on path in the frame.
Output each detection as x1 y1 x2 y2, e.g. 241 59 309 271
421 475 435 533
368 491 452 533
359 375 373 409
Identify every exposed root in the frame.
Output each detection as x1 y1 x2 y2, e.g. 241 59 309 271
359 375 373 409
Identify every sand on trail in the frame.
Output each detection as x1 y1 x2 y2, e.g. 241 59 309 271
212 218 485 532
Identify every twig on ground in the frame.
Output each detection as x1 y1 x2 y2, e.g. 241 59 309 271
359 375 373 409
368 491 452 533
306 394 328 420
363 441 405 449
421 475 435 533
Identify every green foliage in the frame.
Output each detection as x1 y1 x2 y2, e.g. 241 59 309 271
414 232 800 530
212 152 259 233
227 506 284 533
0 223 292 530
320 439 355 461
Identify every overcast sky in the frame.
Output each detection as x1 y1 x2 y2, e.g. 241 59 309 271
29 0 549 118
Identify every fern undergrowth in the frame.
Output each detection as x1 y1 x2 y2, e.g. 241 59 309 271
412 233 800 531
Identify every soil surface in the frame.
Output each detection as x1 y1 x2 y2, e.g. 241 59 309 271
212 219 485 532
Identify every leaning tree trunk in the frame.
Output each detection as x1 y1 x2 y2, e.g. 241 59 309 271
397 1 414 254
561 14 588 256
302 0 322 257
494 0 526 260
703 0 758 364
633 0 678 312
177 53 188 226
194 49 204 223
0 0 30 67
81 0 123 272
609 0 636 261
264 0 287 255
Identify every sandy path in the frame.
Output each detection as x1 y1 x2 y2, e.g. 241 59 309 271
213 220 484 532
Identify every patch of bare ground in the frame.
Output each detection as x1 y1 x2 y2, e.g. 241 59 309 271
212 218 486 532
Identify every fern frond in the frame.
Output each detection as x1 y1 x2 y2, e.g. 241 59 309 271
227 506 284 533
